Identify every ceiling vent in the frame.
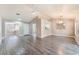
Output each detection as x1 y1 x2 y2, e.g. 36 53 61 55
16 13 20 15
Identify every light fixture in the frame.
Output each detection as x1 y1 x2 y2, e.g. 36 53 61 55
58 16 63 24
32 11 36 15
32 10 40 16
58 20 63 24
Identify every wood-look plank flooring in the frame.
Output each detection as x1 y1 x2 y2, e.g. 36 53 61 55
0 35 79 55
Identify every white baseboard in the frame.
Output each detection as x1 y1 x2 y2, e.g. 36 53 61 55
41 34 52 38
52 34 75 38
39 34 75 38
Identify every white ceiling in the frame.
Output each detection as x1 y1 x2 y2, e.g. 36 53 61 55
0 4 79 22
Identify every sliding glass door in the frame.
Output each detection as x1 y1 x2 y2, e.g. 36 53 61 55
5 21 30 37
5 21 22 37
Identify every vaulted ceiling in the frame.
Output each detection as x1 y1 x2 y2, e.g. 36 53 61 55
0 4 79 22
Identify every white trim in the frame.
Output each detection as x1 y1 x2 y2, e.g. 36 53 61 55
52 34 75 38
40 34 75 38
41 34 52 38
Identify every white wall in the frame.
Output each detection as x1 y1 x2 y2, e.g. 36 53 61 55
0 17 2 43
75 17 79 45
29 17 41 38
52 18 74 37
29 17 52 38
41 18 75 38
40 17 74 38
29 17 75 38
36 19 41 38
41 19 52 38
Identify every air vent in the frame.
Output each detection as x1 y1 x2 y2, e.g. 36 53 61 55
16 13 20 15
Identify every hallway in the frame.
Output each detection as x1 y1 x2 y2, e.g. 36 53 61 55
0 35 79 55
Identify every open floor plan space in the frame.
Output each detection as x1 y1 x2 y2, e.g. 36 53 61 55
0 4 79 55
